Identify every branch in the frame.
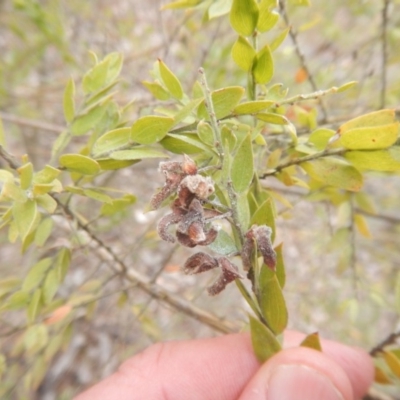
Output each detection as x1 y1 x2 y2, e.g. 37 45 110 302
380 0 390 108
0 111 63 133
279 1 328 122
0 147 239 335
260 148 346 178
370 330 400 357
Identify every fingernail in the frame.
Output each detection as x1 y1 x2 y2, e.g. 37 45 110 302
264 365 345 400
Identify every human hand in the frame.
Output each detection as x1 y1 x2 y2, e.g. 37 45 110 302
73 330 374 400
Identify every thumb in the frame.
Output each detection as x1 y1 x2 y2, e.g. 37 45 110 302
239 347 362 400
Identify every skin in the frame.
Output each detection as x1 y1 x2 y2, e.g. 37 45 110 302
74 330 374 400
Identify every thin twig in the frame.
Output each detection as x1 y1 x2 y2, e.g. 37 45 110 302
380 0 390 108
260 148 346 178
0 111 63 133
370 330 400 356
279 1 328 122
0 147 239 334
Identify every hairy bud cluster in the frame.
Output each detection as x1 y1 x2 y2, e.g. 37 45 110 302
183 252 243 295
152 156 218 248
241 225 276 270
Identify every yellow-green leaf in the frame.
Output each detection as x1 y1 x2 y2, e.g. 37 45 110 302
55 248 71 283
92 128 131 157
308 128 335 150
252 45 274 84
231 36 256 71
1 179 27 202
142 80 170 100
258 273 288 334
339 109 396 132
63 77 75 123
300 332 322 351
258 0 279 32
100 194 136 216
23 324 48 355
384 351 400 379
111 148 168 160
82 57 111 94
270 27 290 51
256 112 288 125
36 194 57 214
161 133 214 155
34 218 54 247
59 154 100 175
27 288 42 323
197 121 214 146
197 86 245 120
18 162 33 190
0 116 5 146
22 258 52 292
161 0 201 10
70 103 108 136
42 269 59 304
230 0 259 36
354 213 371 238
83 189 113 203
33 165 61 184
97 158 138 170
249 314 281 362
158 59 183 99
274 243 285 288
302 158 363 192
233 100 274 115
131 116 174 145
345 149 400 171
12 199 39 241
231 133 254 193
250 197 276 242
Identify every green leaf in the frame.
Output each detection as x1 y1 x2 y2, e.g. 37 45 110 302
231 36 256 71
97 158 138 170
337 81 358 93
59 154 100 175
302 157 363 192
131 116 174 145
236 191 251 231
233 100 274 115
258 273 288 334
161 133 214 154
207 229 238 255
100 194 136 216
161 0 202 10
252 45 274 84
22 258 52 292
104 52 123 84
231 133 254 193
345 149 400 172
339 109 396 132
274 243 285 288
63 77 75 123
249 314 281 362
42 269 59 305
197 86 245 120
34 218 53 247
308 128 335 150
230 0 259 36
1 179 27 202
110 147 168 160
2 290 30 311
334 123 399 150
258 0 279 32
158 59 184 99
12 199 39 241
300 332 322 351
83 189 113 203
70 103 108 136
33 165 61 184
27 288 42 323
17 162 33 190
256 112 288 125
173 98 204 125
92 128 131 157
250 197 276 242
83 56 111 94
23 324 48 355
36 194 58 214
221 126 237 152
270 27 290 51
142 80 170 100
55 248 71 283
197 121 215 146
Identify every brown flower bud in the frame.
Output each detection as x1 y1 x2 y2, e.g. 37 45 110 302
179 175 214 200
157 212 182 243
207 257 243 296
253 225 276 270
241 229 255 271
182 155 198 175
183 252 218 274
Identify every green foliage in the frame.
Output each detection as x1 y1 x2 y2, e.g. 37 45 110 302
1 0 400 397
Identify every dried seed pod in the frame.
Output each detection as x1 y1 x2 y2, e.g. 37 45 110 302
253 225 276 270
183 252 218 274
182 155 198 175
241 229 255 271
207 257 243 296
179 175 214 200
197 226 218 246
157 213 182 243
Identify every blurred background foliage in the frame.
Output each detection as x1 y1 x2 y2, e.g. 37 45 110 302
0 0 400 398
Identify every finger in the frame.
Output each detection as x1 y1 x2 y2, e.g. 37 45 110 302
239 346 354 400
283 330 374 399
73 332 260 400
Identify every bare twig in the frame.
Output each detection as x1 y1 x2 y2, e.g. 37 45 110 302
260 148 346 178
0 111 63 133
0 147 239 334
370 330 400 357
380 0 390 108
279 1 328 122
